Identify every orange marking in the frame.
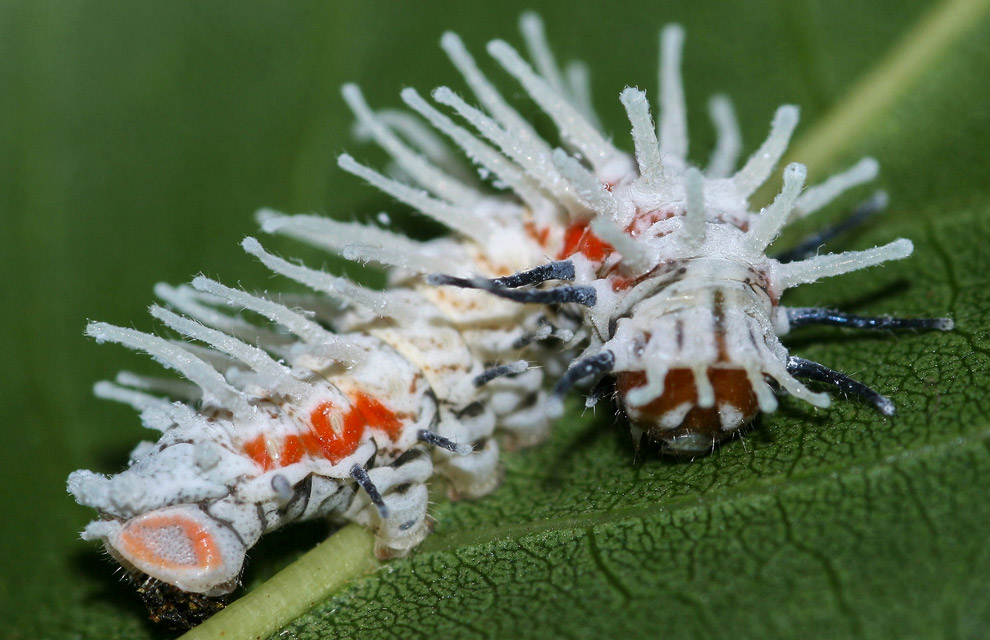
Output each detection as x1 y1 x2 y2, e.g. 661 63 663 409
244 435 273 471
118 513 220 571
352 392 403 440
557 221 612 262
310 400 364 463
280 435 305 466
278 431 322 467
610 274 635 291
524 221 550 247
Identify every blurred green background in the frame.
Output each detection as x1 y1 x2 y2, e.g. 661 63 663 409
1 1 988 638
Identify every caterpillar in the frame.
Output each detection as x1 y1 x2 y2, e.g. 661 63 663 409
67 13 952 628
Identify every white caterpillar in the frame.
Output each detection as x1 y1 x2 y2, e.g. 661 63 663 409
67 14 951 626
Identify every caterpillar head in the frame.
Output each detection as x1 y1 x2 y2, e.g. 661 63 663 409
617 367 761 454
80 505 245 596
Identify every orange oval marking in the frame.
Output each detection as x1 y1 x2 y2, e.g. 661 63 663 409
118 513 220 571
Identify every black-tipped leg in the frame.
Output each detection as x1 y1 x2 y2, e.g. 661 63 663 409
417 429 473 455
490 261 576 287
428 260 596 307
552 351 616 400
486 283 597 306
786 356 895 416
775 191 888 263
428 260 575 289
473 360 529 387
786 307 954 331
349 464 389 519
430 277 596 307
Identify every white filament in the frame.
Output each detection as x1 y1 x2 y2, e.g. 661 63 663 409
794 157 880 217
619 87 665 186
488 39 621 173
682 167 706 249
341 83 481 207
777 239 913 290
86 322 252 417
732 105 799 198
745 162 807 255
338 153 495 245
658 24 688 163
706 94 742 178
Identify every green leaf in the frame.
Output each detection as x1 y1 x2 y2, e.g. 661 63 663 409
1 1 987 639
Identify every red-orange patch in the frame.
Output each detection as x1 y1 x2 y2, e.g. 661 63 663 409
557 221 612 262
351 392 403 440
310 400 364 464
244 435 273 471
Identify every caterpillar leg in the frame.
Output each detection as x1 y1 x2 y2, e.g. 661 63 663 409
784 307 954 331
473 360 529 387
432 277 597 306
485 367 552 447
774 191 888 263
429 260 597 307
427 401 502 499
547 351 616 416
429 260 575 289
417 429 473 455
785 355 895 416
488 260 576 287
344 450 434 559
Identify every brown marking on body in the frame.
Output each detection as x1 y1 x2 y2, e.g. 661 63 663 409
625 208 675 236
617 367 759 446
712 290 729 362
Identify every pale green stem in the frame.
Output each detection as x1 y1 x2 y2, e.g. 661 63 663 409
787 0 990 177
178 525 380 640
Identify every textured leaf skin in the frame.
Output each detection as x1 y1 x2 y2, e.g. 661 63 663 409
276 210 990 640
1 1 987 639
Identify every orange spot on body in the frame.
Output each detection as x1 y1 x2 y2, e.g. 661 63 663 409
279 435 306 466
310 401 364 464
557 221 612 262
246 394 405 469
351 392 403 440
118 513 220 571
244 435 273 471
